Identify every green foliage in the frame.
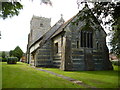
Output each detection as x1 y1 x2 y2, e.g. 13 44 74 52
80 2 120 58
9 50 14 57
2 57 8 62
111 60 120 66
1 51 6 58
113 64 119 71
92 2 120 58
0 57 2 61
91 2 120 25
1 51 8 62
12 46 23 61
0 2 23 19
7 57 18 64
110 18 120 58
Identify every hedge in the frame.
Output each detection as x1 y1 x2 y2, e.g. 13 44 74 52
2 58 8 62
7 57 18 64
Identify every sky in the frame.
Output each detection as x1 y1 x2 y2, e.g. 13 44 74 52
0 0 110 53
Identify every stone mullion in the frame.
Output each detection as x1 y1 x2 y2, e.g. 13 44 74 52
89 33 91 48
81 31 83 47
83 32 86 47
91 33 93 48
86 32 88 48
89 33 93 48
87 33 89 48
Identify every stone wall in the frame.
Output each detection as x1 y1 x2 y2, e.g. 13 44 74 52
35 41 53 67
30 16 51 44
64 14 113 70
52 35 62 68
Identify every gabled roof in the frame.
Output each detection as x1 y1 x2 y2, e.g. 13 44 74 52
29 16 64 49
29 4 107 50
51 14 77 38
51 4 106 38
50 4 93 38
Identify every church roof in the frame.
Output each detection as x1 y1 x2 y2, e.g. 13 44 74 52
30 12 78 49
29 4 106 51
51 14 77 38
29 15 64 49
51 4 107 38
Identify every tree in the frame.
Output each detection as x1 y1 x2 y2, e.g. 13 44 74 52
92 2 120 58
9 50 14 57
110 18 120 59
2 51 6 58
0 2 23 19
12 46 23 60
110 3 120 59
77 1 120 58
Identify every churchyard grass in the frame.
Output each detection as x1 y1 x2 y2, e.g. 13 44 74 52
2 62 82 88
2 62 119 88
41 65 119 88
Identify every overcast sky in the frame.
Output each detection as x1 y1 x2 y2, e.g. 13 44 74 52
0 0 110 52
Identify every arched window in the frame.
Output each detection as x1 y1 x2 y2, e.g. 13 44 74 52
80 30 93 48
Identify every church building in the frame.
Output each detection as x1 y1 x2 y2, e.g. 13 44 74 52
27 5 113 71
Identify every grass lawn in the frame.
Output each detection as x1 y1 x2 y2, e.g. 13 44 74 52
41 65 119 88
2 62 82 88
2 62 119 88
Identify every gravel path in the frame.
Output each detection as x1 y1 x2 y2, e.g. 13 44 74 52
31 66 96 88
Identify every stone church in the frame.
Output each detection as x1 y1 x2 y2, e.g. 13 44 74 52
27 4 113 71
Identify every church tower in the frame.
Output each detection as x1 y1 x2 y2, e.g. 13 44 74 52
30 15 51 43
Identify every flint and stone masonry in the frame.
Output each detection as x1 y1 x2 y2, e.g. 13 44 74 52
27 4 113 71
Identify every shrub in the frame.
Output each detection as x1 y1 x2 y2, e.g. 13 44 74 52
2 58 8 62
7 57 18 64
0 57 2 62
111 60 120 66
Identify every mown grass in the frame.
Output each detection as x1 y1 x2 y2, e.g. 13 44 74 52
41 65 119 88
0 62 2 89
2 62 119 88
2 62 82 88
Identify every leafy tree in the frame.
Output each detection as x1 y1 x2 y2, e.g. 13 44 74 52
110 3 120 59
9 50 14 57
92 2 120 58
12 46 23 60
2 51 6 58
110 19 120 59
78 1 120 58
0 2 23 19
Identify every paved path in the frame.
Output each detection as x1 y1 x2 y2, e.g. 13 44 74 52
31 66 96 88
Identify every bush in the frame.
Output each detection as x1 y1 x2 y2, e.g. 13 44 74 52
7 57 18 64
2 58 8 62
0 57 2 62
111 60 120 66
